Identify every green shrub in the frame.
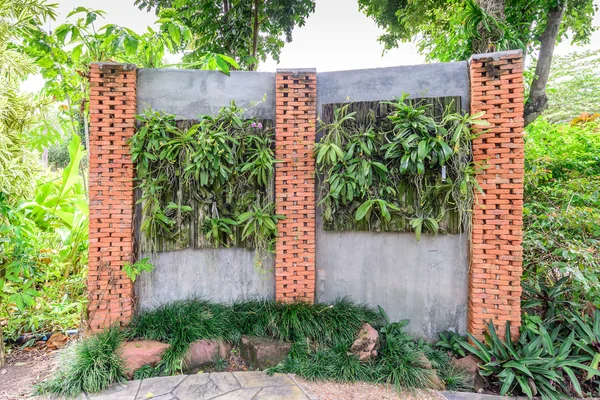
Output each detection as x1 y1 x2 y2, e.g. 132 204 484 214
270 310 454 391
523 118 600 307
125 298 381 375
231 298 382 348
459 321 600 399
37 328 126 397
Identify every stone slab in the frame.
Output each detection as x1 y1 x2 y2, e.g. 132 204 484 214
87 380 141 400
135 376 187 399
173 372 241 400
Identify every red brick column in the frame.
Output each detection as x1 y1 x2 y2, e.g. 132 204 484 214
87 63 137 331
468 50 524 339
274 69 317 302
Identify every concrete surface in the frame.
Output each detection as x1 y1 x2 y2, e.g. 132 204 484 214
137 69 275 120
83 372 314 400
136 248 275 309
316 62 470 118
316 229 469 340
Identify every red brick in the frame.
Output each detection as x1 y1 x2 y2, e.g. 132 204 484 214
468 51 524 340
87 63 136 332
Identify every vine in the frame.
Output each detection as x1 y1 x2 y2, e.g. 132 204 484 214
315 95 488 239
130 102 283 269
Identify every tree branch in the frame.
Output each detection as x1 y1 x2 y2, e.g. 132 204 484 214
524 1 567 126
249 0 261 71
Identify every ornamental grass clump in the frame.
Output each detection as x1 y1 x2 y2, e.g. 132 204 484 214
38 298 463 396
36 327 126 397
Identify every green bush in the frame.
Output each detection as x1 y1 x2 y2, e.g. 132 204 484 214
41 299 458 396
124 298 382 375
270 312 463 391
37 328 126 397
523 118 600 306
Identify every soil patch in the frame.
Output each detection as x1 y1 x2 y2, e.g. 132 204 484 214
0 345 59 400
295 377 446 400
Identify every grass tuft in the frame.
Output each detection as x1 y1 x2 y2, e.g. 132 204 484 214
39 298 464 397
133 364 161 380
36 327 126 397
124 297 380 375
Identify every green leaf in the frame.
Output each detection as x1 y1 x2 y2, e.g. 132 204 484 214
417 140 428 159
563 366 582 397
355 200 373 221
124 35 139 55
71 44 83 62
167 23 180 44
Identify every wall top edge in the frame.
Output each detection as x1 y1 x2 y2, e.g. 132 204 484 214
469 49 523 62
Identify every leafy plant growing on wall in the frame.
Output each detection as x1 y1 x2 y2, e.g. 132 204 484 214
315 95 488 239
130 103 282 269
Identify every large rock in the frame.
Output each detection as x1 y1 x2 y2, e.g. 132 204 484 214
417 351 433 369
430 370 447 391
239 336 291 370
119 340 170 378
452 355 485 392
349 323 379 361
184 339 232 370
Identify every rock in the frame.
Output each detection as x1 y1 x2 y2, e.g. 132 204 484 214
430 370 446 391
452 355 485 392
239 336 291 369
46 332 68 350
349 323 380 361
183 339 232 370
417 351 433 369
119 340 170 378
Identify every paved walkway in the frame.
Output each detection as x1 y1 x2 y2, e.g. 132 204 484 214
78 372 526 400
85 372 314 400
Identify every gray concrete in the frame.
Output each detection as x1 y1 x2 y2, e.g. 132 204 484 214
84 372 314 400
316 229 469 340
136 248 275 309
316 62 470 117
137 69 275 120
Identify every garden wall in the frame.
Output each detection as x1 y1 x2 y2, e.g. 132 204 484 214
315 64 470 338
134 70 278 307
88 51 524 341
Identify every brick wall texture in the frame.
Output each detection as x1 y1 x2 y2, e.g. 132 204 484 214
87 63 137 331
274 70 317 302
469 50 524 339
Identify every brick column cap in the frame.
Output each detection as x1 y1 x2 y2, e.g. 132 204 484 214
276 68 317 74
91 62 137 70
469 49 523 63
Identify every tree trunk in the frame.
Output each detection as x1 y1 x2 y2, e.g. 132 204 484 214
249 0 260 71
524 2 567 126
473 0 506 54
0 326 5 368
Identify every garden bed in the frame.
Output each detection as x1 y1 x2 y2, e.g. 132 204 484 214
36 299 473 398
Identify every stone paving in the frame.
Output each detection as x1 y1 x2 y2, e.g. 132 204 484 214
83 372 314 400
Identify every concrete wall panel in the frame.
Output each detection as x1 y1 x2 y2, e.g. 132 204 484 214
136 249 275 308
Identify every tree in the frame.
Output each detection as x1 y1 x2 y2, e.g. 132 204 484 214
542 49 600 123
358 0 597 125
0 0 58 369
134 0 315 70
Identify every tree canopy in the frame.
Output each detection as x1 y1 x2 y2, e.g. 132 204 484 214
358 0 597 124
134 0 315 70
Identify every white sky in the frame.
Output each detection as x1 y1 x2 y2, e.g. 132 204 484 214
28 0 600 79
